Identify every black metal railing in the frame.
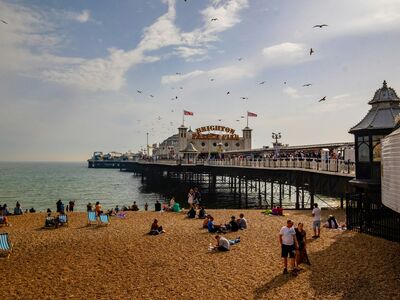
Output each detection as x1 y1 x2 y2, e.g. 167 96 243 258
346 193 400 242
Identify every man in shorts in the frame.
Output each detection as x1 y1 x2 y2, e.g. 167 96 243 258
312 203 321 238
279 220 298 275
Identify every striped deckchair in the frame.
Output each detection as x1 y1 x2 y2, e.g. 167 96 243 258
58 214 68 226
0 233 12 258
99 214 110 226
87 211 97 225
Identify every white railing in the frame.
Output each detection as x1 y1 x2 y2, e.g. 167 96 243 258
136 158 355 175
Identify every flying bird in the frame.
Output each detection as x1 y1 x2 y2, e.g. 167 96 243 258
235 119 240 122
175 96 178 100
218 119 222 122
149 94 154 98
179 86 183 90
210 78 215 81
318 96 326 102
171 109 174 112
1 19 8 24
284 81 287 85
313 24 328 28
259 81 266 84
211 18 218 21
240 116 245 118
240 97 248 100
226 91 230 95
176 72 182 75
137 90 142 93
238 57 243 61
302 83 312 87
310 48 314 55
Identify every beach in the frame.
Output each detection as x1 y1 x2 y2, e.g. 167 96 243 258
1 209 399 300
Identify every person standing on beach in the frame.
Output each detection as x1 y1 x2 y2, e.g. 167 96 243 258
69 200 75 212
95 201 102 216
279 220 298 275
187 189 194 208
312 203 321 238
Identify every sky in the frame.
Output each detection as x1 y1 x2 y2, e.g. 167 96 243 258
1 0 400 161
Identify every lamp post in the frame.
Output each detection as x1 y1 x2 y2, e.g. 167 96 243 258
272 132 282 158
146 132 149 157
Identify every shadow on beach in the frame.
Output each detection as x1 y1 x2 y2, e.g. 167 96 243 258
253 231 400 299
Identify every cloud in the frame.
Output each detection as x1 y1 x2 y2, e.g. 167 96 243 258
0 0 249 91
283 87 300 98
161 70 205 85
262 42 309 66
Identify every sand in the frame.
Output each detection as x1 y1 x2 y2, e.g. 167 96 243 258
1 209 399 300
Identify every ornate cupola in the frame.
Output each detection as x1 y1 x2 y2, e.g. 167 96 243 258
349 80 400 187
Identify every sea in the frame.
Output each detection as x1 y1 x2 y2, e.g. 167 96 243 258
0 162 161 212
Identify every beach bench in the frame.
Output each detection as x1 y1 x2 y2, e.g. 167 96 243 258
99 214 110 226
0 233 13 259
87 211 98 226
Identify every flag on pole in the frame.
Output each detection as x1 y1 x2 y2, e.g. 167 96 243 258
247 111 257 117
184 110 194 116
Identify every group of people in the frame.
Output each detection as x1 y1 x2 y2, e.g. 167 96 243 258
205 214 247 234
44 209 68 228
187 206 206 219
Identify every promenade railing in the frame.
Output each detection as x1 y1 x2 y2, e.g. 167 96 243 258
137 157 355 175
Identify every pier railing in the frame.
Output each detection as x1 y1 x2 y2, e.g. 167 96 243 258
137 158 355 175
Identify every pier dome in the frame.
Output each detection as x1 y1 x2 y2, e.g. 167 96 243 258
350 80 400 133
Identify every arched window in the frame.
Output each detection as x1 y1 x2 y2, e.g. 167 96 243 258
357 136 370 162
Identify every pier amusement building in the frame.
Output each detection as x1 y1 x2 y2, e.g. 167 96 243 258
153 124 252 159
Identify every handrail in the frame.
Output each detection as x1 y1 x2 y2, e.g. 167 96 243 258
132 158 355 175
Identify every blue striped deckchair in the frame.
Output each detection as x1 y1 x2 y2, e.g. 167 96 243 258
87 211 97 225
99 214 110 226
0 233 12 258
58 214 68 226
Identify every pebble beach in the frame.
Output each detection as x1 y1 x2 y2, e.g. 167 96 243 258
1 209 399 300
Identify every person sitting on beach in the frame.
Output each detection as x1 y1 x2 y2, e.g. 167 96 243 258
198 206 206 219
323 215 339 229
132 201 139 211
213 235 240 251
2 204 10 216
29 207 36 213
207 217 225 233
149 219 165 235
115 205 120 213
187 206 196 218
237 213 247 230
0 209 10 226
203 215 212 228
87 202 93 212
45 212 56 228
226 216 239 232
169 197 175 210
277 206 284 216
155 200 161 212
55 211 68 228
271 206 279 215
95 201 102 216
14 201 23 215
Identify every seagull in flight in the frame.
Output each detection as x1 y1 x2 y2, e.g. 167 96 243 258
218 119 222 122
259 81 266 85
149 94 154 98
240 97 248 100
310 48 314 55
235 119 240 122
238 57 243 61
210 78 215 81
313 24 328 28
240 116 245 118
137 90 142 93
226 91 230 95
176 72 182 75
179 86 183 90
318 96 327 102
302 83 312 87
284 81 287 85
1 19 8 24
211 18 218 21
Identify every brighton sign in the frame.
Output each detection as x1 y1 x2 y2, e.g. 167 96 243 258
192 125 240 140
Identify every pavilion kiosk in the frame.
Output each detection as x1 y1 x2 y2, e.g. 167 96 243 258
180 143 199 164
347 80 400 241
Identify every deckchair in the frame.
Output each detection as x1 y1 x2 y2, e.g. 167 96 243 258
58 214 68 226
87 211 98 225
0 233 13 258
99 214 110 226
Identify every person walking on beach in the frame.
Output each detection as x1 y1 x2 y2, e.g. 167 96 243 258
295 222 310 266
279 220 298 275
312 203 321 238
56 199 64 213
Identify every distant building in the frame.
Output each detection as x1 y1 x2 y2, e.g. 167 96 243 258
153 125 252 159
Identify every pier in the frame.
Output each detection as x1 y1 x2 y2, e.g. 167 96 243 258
120 158 355 209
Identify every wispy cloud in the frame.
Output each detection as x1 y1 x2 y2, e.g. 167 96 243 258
262 42 309 66
62 9 91 23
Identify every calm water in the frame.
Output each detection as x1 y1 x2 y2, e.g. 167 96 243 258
0 162 161 212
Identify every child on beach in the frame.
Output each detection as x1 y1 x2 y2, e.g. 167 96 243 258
149 219 165 235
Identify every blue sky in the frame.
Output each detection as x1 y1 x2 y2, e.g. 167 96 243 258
1 0 400 161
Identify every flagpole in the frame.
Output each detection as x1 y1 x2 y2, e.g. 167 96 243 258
182 110 185 126
246 111 249 127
